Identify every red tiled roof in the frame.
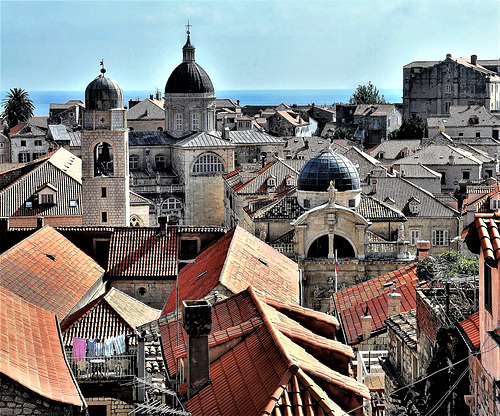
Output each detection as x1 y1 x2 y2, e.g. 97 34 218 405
107 227 178 277
61 288 160 347
160 288 368 416
0 286 84 407
459 312 480 350
8 122 27 135
474 212 500 264
0 226 104 319
332 264 418 345
162 226 299 314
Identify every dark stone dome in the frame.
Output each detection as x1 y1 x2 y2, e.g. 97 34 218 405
165 62 214 94
297 150 360 192
85 71 124 110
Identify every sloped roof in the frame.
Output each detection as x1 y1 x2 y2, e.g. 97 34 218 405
385 309 417 349
0 286 84 407
354 104 396 117
399 163 441 179
458 311 480 350
252 194 306 221
160 288 368 416
177 130 284 148
368 140 422 160
0 226 104 319
395 144 483 166
129 131 176 146
162 226 299 314
129 190 153 205
467 212 500 265
127 98 165 120
427 105 500 128
61 288 160 346
404 56 500 79
107 227 178 278
275 110 308 126
355 193 406 222
331 263 418 345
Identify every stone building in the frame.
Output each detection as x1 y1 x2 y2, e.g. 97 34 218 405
0 132 10 163
81 64 130 227
267 110 311 137
403 54 500 120
126 94 164 132
7 121 49 163
353 104 402 147
48 99 84 128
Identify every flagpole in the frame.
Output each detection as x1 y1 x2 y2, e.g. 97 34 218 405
335 249 338 293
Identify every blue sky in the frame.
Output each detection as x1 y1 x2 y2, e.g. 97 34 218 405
1 0 500 92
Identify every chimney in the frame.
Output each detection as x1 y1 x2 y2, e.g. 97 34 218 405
360 314 372 340
446 53 452 59
150 94 154 100
416 240 431 260
236 100 240 106
36 217 44 230
448 154 455 165
471 55 477 66
182 300 212 399
387 290 401 317
156 91 162 100
222 127 230 140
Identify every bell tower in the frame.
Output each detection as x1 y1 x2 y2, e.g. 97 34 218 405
81 62 130 226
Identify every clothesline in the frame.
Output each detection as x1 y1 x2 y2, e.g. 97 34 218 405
72 334 127 362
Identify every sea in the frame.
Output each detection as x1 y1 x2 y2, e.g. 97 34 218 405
3 89 403 117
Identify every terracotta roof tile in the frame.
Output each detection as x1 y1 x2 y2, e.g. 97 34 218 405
332 264 419 345
458 312 480 350
162 226 299 314
107 227 178 277
0 226 104 319
0 286 84 407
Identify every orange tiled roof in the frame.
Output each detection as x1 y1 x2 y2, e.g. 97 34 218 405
61 288 160 347
0 226 104 319
8 122 27 135
107 227 178 278
474 212 500 264
459 311 480 350
162 226 299 314
0 286 84 407
332 264 419 345
160 288 368 416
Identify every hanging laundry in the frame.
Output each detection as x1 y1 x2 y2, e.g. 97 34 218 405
73 337 87 362
87 339 97 356
95 341 103 356
104 338 115 356
113 334 126 354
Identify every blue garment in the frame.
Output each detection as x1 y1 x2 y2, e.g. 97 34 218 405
87 339 96 356
104 338 115 356
113 334 126 354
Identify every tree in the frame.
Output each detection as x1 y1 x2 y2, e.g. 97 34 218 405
389 115 425 141
332 127 354 141
349 81 386 105
1 88 35 128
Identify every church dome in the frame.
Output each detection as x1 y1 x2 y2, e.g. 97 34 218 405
297 150 360 192
85 66 124 110
165 32 214 95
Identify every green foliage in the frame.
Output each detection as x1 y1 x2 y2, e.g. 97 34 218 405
332 127 353 141
1 88 35 128
349 81 386 105
389 115 425 141
416 251 479 283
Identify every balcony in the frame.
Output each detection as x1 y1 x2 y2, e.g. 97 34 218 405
67 353 137 380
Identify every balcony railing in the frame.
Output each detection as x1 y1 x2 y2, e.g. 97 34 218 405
365 241 411 259
67 353 137 380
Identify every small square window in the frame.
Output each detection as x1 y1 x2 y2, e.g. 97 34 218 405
69 200 78 207
463 171 470 180
25 201 32 208
40 194 54 205
21 140 26 147
101 211 108 223
304 199 310 208
101 187 107 198
34 140 42 146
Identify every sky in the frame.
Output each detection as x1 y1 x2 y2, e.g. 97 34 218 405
1 0 500 92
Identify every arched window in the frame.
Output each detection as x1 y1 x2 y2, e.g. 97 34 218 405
130 214 143 227
192 153 224 174
94 142 114 177
161 197 183 216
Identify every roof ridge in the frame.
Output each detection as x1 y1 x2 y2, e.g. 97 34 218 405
219 226 241 290
105 287 161 317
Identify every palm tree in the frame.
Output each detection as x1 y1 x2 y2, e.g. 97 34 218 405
1 88 35 128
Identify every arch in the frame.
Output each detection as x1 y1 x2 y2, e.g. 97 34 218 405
93 141 114 177
192 152 225 174
307 234 356 258
160 197 183 216
130 214 144 227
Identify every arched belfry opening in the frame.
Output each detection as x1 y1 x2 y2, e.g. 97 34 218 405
307 234 355 258
94 141 114 176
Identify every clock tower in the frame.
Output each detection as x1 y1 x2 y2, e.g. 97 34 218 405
81 63 130 226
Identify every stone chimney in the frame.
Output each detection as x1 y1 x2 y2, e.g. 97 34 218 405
471 55 477 66
36 217 44 230
448 154 455 165
360 314 372 340
222 127 230 141
182 300 212 399
387 290 401 317
416 240 431 260
446 53 452 59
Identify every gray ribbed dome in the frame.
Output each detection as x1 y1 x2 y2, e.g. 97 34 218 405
165 33 214 95
85 70 124 110
298 150 360 192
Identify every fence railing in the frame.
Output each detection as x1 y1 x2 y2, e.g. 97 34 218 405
66 353 137 380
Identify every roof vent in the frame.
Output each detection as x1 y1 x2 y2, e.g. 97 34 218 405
258 258 268 266
197 271 207 280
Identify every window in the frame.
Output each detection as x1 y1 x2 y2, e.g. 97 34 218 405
32 153 43 160
18 153 30 163
458 132 464 137
432 229 448 246
101 211 108 224
303 199 310 208
20 140 26 147
348 199 356 208
476 132 481 138
410 229 420 246
175 113 183 131
40 194 54 205
286 177 294 186
25 201 32 208
445 85 452 93
34 140 42 146
267 177 276 187
192 154 224 174
155 154 165 169
129 155 139 170
445 101 451 112
161 197 182 212
191 113 200 131
69 200 78 207
440 172 446 185
101 187 107 198
484 263 492 313
463 171 470 180
377 152 385 159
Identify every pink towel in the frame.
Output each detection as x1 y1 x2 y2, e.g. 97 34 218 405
73 337 87 362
